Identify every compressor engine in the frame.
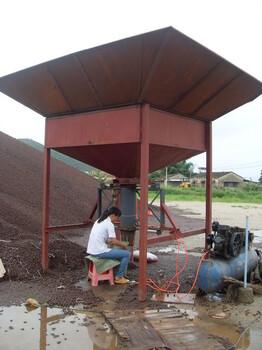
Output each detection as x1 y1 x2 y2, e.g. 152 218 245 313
206 221 254 259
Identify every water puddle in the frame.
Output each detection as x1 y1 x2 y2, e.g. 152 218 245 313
194 308 261 350
1 303 260 349
237 329 262 350
0 305 123 349
158 244 202 257
158 245 182 253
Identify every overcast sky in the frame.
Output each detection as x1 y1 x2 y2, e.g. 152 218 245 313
0 0 261 181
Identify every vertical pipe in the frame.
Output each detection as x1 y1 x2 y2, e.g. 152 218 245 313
205 121 212 252
115 186 121 241
42 147 50 271
139 104 150 301
120 186 136 228
244 215 249 288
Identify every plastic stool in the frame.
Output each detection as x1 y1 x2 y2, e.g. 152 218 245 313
88 260 114 286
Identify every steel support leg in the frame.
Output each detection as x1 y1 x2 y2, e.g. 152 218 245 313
205 121 212 252
98 188 102 217
160 189 165 227
139 104 150 301
42 147 50 271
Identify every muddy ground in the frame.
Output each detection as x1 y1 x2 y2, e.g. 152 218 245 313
1 131 262 349
0 207 204 309
0 131 206 309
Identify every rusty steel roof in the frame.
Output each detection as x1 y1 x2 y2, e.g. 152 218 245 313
0 27 261 122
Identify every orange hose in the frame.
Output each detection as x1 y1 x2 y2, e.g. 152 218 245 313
136 236 208 299
179 250 209 299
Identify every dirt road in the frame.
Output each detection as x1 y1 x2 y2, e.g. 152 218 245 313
168 201 262 230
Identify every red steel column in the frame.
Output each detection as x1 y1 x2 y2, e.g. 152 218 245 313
42 147 50 271
139 104 150 301
205 121 212 251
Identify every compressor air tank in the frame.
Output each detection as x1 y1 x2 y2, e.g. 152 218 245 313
196 249 258 294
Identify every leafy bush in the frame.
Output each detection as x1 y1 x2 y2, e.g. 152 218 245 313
243 183 259 192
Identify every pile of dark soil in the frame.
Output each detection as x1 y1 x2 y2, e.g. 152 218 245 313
0 131 204 310
0 131 103 307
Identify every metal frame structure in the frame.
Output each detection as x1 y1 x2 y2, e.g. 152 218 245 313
0 27 261 302
41 103 211 301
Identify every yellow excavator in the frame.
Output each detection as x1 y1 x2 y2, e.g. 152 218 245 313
179 181 191 188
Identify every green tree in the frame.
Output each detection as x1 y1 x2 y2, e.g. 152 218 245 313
167 160 194 177
259 170 262 184
149 160 194 181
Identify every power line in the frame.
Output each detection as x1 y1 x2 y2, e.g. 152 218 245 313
213 160 262 168
213 164 262 170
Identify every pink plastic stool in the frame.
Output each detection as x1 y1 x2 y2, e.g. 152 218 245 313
88 260 114 286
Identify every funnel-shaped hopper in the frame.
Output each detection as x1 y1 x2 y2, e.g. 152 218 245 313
0 27 261 178
44 106 206 178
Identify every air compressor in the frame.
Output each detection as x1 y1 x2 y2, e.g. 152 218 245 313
196 222 258 293
206 221 254 259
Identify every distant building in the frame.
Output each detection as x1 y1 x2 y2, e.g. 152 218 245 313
155 173 189 187
191 171 244 189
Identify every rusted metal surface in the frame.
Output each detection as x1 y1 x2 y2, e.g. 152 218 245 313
45 222 93 233
161 202 181 233
205 122 212 252
147 233 179 245
0 27 261 121
147 228 206 245
179 228 206 238
42 147 50 271
138 104 150 301
149 108 205 149
45 107 141 148
44 106 205 178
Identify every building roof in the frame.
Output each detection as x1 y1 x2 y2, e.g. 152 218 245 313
156 173 188 182
0 27 261 121
192 171 243 180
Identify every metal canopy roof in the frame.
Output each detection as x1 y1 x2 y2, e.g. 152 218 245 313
0 26 261 121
